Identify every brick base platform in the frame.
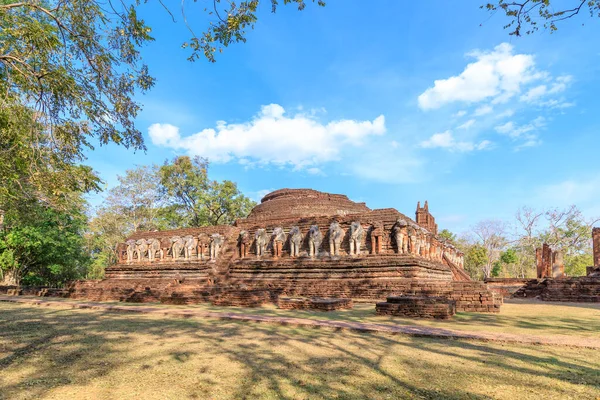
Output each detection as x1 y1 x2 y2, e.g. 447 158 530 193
210 289 273 307
484 278 532 298
376 296 456 319
277 297 353 311
513 277 600 302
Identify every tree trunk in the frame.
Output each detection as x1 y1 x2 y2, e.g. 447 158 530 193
1 269 19 286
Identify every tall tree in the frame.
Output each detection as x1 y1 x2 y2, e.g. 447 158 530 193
0 199 90 286
540 205 598 276
159 156 256 227
461 243 488 281
470 219 507 279
0 0 154 209
105 165 164 233
0 0 323 210
86 165 165 276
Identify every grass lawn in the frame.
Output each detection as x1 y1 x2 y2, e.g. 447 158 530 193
1 303 599 400
21 296 600 339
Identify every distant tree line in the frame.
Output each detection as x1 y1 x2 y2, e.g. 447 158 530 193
446 206 598 280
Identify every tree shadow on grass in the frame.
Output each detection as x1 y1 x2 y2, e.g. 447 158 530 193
0 304 599 399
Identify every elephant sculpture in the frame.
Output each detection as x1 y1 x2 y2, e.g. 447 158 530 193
308 225 322 258
272 227 286 258
255 229 269 258
210 233 224 261
146 238 162 262
170 236 185 260
288 226 302 258
407 224 418 256
182 235 197 260
349 221 364 256
125 239 137 263
197 233 210 260
392 219 408 254
328 221 344 257
238 230 251 258
135 239 149 262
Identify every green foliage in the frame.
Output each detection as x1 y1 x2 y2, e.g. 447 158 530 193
565 253 593 277
86 165 166 276
491 261 502 278
159 156 256 227
463 205 597 279
500 248 518 265
463 244 488 280
483 1 600 36
182 0 326 62
86 158 257 275
0 0 155 210
438 229 457 244
0 201 90 286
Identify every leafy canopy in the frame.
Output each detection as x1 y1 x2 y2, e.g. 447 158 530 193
483 0 600 36
0 199 90 286
159 156 256 227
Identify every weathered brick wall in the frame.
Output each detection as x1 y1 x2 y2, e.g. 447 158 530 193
376 296 455 319
540 277 600 302
277 297 353 311
484 278 532 298
450 282 502 313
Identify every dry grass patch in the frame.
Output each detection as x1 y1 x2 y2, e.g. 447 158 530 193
30 296 600 338
1 303 599 400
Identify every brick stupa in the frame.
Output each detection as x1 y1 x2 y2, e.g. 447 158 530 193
66 189 501 314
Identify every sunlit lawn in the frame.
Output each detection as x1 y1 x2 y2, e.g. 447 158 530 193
1 303 600 400
18 296 600 339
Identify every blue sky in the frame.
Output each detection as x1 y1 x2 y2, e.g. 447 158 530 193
85 1 600 234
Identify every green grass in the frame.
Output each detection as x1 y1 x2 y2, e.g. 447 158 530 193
23 296 600 338
1 303 600 399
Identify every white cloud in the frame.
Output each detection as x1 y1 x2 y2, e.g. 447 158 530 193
149 124 180 146
420 130 491 152
474 105 493 116
520 75 573 104
495 117 545 149
453 110 467 117
520 85 548 102
457 119 475 130
418 43 542 110
149 104 386 169
495 117 545 139
421 131 454 148
549 75 573 94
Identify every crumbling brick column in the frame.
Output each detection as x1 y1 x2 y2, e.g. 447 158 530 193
593 227 600 267
536 247 543 279
542 243 552 278
552 251 565 278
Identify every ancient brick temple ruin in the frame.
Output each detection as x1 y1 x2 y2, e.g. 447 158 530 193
489 229 600 302
535 243 565 279
63 189 502 317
